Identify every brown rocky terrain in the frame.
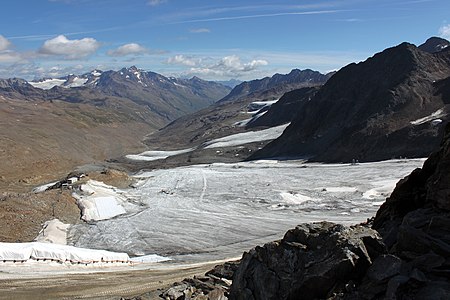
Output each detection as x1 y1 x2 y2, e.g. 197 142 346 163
0 167 134 243
0 94 154 192
0 190 80 243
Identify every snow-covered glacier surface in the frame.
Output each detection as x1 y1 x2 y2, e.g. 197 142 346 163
69 158 425 263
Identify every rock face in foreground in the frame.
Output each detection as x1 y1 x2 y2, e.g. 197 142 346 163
230 124 450 299
229 222 385 299
364 123 450 299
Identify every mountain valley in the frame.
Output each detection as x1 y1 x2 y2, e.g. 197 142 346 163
1 37 450 300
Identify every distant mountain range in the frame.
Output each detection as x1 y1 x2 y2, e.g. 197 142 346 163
0 67 231 190
27 66 231 122
251 37 450 162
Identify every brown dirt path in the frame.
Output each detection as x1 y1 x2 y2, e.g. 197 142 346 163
0 262 221 300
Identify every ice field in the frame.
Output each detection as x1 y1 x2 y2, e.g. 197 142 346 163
68 158 426 263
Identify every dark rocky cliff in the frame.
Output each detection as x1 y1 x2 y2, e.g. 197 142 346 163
250 41 450 162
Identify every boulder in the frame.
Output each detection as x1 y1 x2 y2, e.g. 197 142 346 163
229 222 384 300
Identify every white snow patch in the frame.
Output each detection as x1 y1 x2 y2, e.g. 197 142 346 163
234 111 267 127
362 179 399 199
173 82 187 88
410 109 446 125
431 119 443 126
125 148 194 161
29 79 65 90
247 100 279 112
279 192 316 205
129 254 171 263
371 200 385 206
65 77 88 88
322 187 358 193
32 181 59 193
72 180 127 221
34 219 70 245
203 123 289 149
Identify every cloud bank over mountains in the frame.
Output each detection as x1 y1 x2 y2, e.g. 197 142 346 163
167 54 268 78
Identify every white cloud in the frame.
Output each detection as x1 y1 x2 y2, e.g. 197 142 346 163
0 35 12 51
0 36 23 64
215 55 268 72
38 35 100 59
189 28 211 33
439 24 450 40
107 43 149 57
167 55 200 67
174 54 269 79
0 51 23 63
148 0 167 6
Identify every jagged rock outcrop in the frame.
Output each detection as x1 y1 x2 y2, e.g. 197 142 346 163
251 40 450 162
159 261 239 300
229 222 385 300
358 123 450 299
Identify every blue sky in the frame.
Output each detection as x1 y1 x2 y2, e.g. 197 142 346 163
0 0 449 80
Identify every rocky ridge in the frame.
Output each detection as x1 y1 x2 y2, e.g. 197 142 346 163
251 40 450 162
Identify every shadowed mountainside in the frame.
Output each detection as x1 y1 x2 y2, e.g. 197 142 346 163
250 41 450 162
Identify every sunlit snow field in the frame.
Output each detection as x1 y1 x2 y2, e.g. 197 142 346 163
68 158 425 263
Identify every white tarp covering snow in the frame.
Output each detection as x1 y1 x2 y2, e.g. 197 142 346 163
203 123 289 149
72 180 127 221
125 148 194 161
410 108 447 125
0 242 130 263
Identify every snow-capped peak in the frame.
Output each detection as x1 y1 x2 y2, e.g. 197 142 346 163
29 69 104 90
